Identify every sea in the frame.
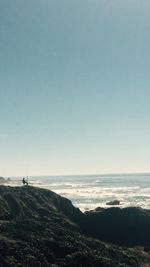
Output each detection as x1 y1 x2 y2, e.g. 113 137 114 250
7 173 150 212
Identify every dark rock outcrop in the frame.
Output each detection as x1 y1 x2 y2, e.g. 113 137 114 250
106 200 120 206
0 185 150 267
84 207 150 246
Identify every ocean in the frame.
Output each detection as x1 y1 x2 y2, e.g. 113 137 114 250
8 173 150 211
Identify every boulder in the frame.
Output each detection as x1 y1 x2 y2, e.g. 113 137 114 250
106 200 120 206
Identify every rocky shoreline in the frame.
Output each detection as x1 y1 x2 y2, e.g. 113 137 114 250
0 185 150 266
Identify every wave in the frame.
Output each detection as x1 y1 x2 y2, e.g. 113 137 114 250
6 175 150 211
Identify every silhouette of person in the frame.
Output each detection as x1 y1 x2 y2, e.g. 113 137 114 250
22 177 28 186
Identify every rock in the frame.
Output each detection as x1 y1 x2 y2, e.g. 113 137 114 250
84 207 150 246
106 200 120 206
0 185 149 266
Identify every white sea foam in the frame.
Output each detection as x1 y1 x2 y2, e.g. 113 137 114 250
7 174 150 211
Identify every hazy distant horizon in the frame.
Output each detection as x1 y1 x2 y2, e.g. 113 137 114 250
3 171 150 179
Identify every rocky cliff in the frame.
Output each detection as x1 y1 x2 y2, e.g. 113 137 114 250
0 185 150 267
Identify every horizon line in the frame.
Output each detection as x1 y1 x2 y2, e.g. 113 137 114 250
4 171 150 178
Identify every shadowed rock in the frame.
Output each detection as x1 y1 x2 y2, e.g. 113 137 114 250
84 207 150 246
0 185 150 267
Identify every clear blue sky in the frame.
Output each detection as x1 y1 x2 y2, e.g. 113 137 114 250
0 0 150 176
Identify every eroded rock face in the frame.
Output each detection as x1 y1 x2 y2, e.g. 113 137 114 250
0 186 83 223
0 185 149 267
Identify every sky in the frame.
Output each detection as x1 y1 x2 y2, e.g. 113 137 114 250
0 0 150 176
